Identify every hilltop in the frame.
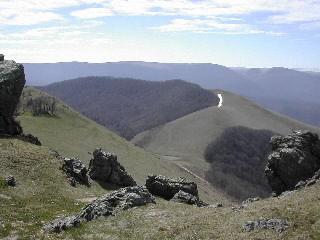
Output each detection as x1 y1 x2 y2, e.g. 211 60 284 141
132 89 320 200
38 77 219 140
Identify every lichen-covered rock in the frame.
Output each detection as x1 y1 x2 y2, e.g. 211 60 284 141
88 148 136 187
78 186 155 221
43 186 155 232
0 55 25 135
170 190 208 207
145 174 198 200
244 218 289 233
265 130 320 195
62 157 89 186
42 216 80 233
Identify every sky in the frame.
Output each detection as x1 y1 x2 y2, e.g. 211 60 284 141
1 0 320 69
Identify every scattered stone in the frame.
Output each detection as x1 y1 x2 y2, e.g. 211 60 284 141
0 55 25 135
5 175 16 187
244 218 289 233
62 157 90 186
242 197 261 205
43 186 155 232
265 130 320 195
207 203 223 208
42 216 80 233
88 148 136 187
170 190 208 207
145 174 198 200
231 205 249 211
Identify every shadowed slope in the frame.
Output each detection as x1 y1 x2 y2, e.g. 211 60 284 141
39 77 219 140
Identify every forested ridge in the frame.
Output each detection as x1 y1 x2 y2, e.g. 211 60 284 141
205 126 275 200
39 77 219 139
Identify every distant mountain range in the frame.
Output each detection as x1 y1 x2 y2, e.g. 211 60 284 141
24 61 320 127
39 77 219 140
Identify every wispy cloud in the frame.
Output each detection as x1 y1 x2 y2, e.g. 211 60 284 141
150 18 285 35
70 8 114 19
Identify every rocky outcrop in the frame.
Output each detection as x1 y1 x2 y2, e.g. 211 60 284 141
265 130 320 195
88 148 136 187
145 175 198 200
43 186 155 232
295 169 320 189
244 218 289 233
62 157 89 186
0 55 25 135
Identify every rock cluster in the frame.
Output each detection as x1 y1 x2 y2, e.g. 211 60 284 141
0 55 25 135
62 157 89 186
244 218 289 233
265 130 320 195
88 148 136 187
43 186 155 232
146 174 198 200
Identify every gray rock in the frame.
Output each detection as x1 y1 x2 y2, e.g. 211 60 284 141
242 197 260 205
265 130 320 195
88 148 136 187
145 174 198 200
170 190 208 207
78 186 155 221
43 186 155 232
5 175 16 187
42 216 80 233
295 169 320 189
0 56 25 135
62 157 89 186
244 218 289 233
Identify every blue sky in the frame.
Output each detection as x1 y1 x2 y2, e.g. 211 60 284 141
1 0 319 69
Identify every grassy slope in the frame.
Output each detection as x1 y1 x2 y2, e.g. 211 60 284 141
1 87 319 239
132 89 320 160
1 140 319 240
16 87 229 204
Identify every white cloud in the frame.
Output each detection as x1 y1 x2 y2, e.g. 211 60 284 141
70 8 114 19
151 18 285 35
0 9 63 26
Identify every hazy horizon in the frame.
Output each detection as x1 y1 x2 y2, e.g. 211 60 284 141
1 0 319 69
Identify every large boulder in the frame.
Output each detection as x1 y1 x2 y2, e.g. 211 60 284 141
0 55 25 135
43 186 155 232
265 130 320 195
145 174 198 200
88 148 136 187
62 157 89 186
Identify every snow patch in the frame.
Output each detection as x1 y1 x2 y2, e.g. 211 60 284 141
217 93 223 107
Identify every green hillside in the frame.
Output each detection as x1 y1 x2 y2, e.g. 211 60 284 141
16 87 228 203
1 139 319 239
132 89 320 200
132 89 320 160
1 87 319 239
39 77 219 140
